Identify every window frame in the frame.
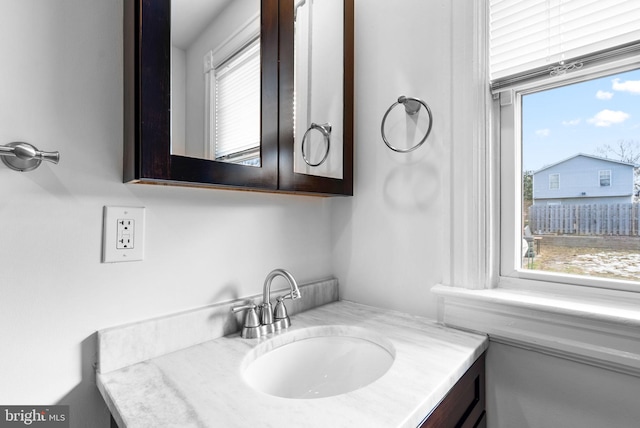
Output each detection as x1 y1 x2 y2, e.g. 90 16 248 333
599 170 612 187
549 173 560 190
496 57 640 294
434 0 640 382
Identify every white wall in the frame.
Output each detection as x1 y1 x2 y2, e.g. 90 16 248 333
0 1 331 427
334 3 640 428
331 0 452 318
487 342 640 428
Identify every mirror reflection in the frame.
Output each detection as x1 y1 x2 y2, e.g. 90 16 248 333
293 0 344 179
171 0 261 166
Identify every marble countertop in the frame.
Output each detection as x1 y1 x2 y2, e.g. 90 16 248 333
97 300 487 428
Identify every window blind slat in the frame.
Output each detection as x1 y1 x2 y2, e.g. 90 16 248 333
490 0 546 23
490 0 640 84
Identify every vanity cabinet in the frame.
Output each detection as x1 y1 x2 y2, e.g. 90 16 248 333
123 0 353 196
419 353 486 428
99 299 487 428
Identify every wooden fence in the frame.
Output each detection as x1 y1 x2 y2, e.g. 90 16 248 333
528 203 640 236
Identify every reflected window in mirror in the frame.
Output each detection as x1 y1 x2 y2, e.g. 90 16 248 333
206 37 261 166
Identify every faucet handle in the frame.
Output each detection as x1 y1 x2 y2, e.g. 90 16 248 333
273 288 301 330
231 303 263 339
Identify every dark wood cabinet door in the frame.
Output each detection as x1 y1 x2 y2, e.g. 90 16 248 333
419 353 486 428
124 0 279 191
277 0 354 196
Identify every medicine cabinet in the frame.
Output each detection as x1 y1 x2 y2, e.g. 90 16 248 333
123 0 353 196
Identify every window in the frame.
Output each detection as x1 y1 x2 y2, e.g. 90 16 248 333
202 15 261 167
212 38 261 166
491 0 640 290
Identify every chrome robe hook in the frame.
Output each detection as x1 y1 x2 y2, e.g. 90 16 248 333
0 142 60 172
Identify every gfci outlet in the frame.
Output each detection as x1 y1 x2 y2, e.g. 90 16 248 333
102 206 145 263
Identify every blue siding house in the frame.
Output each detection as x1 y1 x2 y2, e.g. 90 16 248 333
533 153 635 205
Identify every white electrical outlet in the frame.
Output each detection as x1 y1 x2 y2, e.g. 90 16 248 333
102 206 145 262
116 219 135 249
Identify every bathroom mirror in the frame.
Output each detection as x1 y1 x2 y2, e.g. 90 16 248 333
171 0 262 167
124 0 352 195
292 0 344 179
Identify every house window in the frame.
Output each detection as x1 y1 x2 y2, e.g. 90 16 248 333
491 0 640 290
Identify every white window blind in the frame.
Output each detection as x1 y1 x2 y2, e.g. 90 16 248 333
489 0 640 85
214 38 261 160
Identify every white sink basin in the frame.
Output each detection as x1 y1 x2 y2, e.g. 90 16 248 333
242 326 395 399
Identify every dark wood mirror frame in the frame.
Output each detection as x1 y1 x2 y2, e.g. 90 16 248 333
278 0 354 196
123 0 353 196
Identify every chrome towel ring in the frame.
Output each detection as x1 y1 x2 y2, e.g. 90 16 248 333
381 96 433 153
301 122 332 167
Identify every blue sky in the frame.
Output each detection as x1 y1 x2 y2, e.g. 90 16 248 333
522 68 640 172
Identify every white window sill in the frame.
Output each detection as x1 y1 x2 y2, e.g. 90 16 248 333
431 282 640 377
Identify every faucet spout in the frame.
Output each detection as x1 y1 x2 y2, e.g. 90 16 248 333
261 268 301 333
263 268 300 304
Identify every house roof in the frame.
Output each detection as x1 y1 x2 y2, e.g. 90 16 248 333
533 153 637 174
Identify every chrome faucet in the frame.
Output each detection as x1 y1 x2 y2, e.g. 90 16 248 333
261 268 301 334
231 268 301 339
